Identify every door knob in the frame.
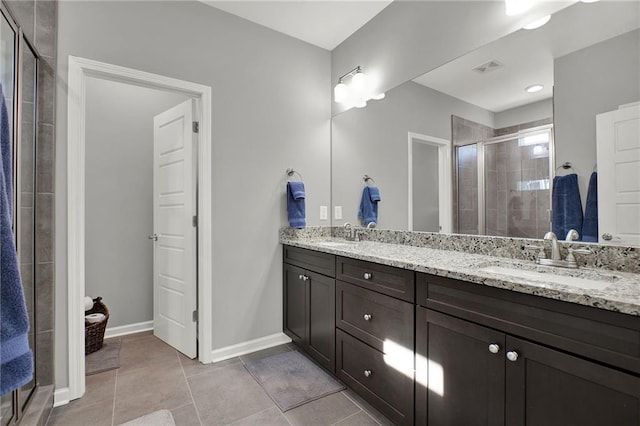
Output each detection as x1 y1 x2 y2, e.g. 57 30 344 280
506 351 519 362
602 233 613 241
363 370 372 378
363 272 372 280
148 234 158 241
488 343 500 354
363 314 372 321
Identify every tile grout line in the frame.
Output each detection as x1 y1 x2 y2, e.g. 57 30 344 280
178 350 205 426
328 409 364 426
340 391 382 426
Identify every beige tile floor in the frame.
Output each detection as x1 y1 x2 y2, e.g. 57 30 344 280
47 332 393 426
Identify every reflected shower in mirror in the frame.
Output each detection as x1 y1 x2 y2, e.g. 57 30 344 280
331 0 640 245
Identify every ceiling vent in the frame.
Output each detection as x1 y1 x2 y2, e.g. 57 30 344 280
472 59 504 74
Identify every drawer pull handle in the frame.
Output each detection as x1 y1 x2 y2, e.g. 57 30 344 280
363 272 372 280
488 343 500 354
363 314 372 321
506 351 519 362
363 370 372 378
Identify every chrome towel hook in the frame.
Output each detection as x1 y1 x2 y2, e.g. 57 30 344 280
286 168 304 181
363 175 376 185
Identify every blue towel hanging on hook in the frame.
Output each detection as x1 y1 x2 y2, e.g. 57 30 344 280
358 186 381 227
287 181 306 229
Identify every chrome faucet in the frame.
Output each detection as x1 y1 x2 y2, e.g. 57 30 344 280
534 231 592 269
544 231 562 260
344 223 359 241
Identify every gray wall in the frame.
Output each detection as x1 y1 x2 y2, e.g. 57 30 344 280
494 98 553 129
55 1 331 388
332 81 493 229
412 141 439 232
554 29 640 210
331 1 570 115
85 78 189 328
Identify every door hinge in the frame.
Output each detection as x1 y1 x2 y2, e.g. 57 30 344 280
192 215 198 227
192 121 199 133
192 310 198 322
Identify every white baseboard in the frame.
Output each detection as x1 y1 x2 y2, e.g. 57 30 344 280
104 320 154 339
53 387 70 407
210 332 292 363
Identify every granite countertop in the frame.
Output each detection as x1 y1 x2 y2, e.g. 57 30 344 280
280 237 640 317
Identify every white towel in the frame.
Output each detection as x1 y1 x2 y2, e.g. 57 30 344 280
85 313 106 323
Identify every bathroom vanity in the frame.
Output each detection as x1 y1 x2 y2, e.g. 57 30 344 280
281 235 640 426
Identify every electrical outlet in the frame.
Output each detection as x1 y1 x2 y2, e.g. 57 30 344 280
320 206 328 220
334 206 343 220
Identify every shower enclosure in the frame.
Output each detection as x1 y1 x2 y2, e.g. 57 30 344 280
1 3 39 425
455 125 554 239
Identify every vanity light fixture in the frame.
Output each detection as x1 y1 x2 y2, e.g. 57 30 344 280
525 84 544 93
580 0 599 3
505 0 534 16
334 66 385 108
523 14 551 29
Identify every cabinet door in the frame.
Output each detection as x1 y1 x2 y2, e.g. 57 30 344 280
505 336 640 426
307 271 336 373
416 308 505 426
284 263 307 346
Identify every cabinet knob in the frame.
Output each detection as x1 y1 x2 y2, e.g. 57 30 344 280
506 351 519 362
298 274 304 280
363 370 372 378
363 314 372 321
488 343 500 354
363 272 372 280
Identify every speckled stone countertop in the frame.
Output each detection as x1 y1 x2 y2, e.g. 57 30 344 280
280 236 640 317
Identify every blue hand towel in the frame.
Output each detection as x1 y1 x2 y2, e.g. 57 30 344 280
287 181 306 229
358 186 381 227
582 172 598 242
551 173 583 240
0 83 33 396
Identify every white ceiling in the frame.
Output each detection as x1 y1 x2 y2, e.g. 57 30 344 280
413 1 640 113
201 0 393 50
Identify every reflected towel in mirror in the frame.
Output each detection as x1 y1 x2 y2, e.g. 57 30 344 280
582 172 598 242
551 173 583 241
359 186 381 227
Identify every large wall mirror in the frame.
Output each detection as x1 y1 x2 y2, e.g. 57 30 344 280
331 0 639 246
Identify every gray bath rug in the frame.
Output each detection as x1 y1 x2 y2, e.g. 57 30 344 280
118 410 175 426
85 337 122 376
244 350 345 412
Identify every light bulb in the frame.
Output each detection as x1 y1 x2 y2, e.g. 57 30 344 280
505 0 533 16
351 71 368 96
334 82 348 103
525 84 544 93
523 15 551 30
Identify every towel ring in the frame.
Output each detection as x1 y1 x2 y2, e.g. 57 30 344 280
286 168 303 181
363 175 376 185
555 162 578 175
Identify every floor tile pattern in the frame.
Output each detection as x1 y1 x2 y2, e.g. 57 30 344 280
48 332 392 425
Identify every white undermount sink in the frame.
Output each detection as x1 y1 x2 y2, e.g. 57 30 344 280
479 265 615 290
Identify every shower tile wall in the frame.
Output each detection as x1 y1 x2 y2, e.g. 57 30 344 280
7 0 58 390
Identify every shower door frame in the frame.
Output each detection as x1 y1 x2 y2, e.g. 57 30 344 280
455 124 555 236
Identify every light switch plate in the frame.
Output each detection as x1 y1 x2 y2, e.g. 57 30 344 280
320 206 328 220
334 206 342 220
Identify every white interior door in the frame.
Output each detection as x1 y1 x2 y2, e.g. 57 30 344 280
596 103 640 246
152 99 197 358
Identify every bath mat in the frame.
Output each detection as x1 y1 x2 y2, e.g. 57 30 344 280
244 350 345 412
118 409 175 426
85 337 121 376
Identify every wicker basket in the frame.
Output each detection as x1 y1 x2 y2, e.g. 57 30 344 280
85 297 109 355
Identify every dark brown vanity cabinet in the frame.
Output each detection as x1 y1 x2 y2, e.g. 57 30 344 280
335 257 415 425
416 273 640 426
283 246 336 373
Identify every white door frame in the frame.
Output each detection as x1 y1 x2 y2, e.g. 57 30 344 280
407 132 452 233
66 56 213 402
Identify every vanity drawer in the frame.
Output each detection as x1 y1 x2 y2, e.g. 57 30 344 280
283 245 335 277
417 272 640 374
336 329 413 425
336 281 413 354
336 257 414 302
